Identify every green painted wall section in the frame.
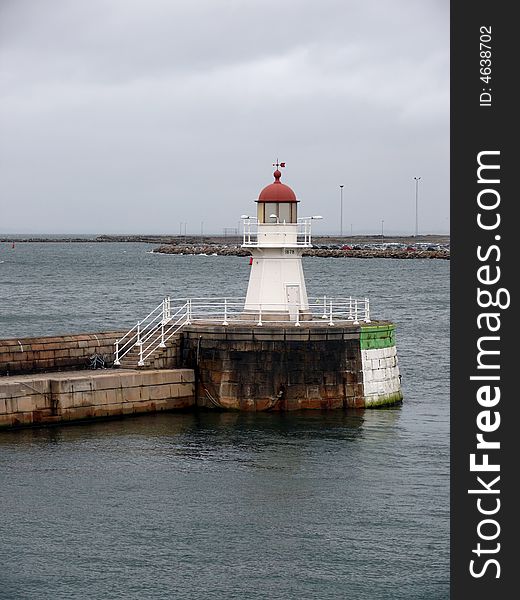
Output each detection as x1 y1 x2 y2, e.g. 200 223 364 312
364 390 403 407
360 324 396 350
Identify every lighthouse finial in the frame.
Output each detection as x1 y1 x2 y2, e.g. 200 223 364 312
273 159 286 169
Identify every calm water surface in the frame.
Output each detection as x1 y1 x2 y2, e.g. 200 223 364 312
0 243 449 599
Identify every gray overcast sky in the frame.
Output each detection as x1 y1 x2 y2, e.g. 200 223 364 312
0 0 449 235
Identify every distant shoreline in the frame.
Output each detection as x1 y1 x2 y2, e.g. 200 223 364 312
1 234 450 259
1 233 450 244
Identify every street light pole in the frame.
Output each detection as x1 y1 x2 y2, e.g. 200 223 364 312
381 219 384 242
413 176 421 237
339 185 344 237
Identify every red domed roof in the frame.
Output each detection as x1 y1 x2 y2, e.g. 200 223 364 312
257 169 298 203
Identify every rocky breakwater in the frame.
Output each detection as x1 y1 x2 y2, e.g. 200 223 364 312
153 244 251 257
152 244 449 259
307 247 449 259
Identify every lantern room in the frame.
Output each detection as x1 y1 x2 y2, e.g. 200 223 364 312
242 162 310 320
256 167 298 223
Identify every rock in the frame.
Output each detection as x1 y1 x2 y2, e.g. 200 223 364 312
151 244 450 260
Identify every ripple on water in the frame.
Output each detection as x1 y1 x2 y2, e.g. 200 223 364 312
0 245 449 599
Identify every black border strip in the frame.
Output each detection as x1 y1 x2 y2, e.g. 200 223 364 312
451 2 515 597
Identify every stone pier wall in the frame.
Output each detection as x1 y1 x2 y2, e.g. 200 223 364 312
1 322 403 425
0 369 195 429
360 324 402 407
181 322 401 411
0 332 124 376
182 321 403 411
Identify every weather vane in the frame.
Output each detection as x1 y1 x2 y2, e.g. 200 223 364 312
273 159 286 168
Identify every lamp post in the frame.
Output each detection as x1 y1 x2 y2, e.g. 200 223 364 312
339 185 344 237
381 219 384 243
413 176 421 237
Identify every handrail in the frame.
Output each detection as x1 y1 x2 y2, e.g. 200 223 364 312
242 218 313 247
139 303 189 365
114 295 371 366
114 298 172 365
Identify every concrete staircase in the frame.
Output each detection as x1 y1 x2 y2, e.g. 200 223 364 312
114 297 189 370
116 329 180 370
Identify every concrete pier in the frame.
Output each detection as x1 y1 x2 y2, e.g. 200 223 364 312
181 320 402 411
0 316 402 429
0 368 195 429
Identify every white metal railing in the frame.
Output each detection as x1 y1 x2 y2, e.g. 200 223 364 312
114 295 371 367
242 218 313 247
114 298 189 367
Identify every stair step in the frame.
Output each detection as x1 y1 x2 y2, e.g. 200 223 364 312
114 330 182 369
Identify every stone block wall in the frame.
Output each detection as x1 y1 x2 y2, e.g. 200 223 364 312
360 324 402 406
0 369 195 429
0 322 403 421
0 332 124 376
181 322 403 411
182 324 366 411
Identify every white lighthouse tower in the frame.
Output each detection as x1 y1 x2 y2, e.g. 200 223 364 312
242 162 319 322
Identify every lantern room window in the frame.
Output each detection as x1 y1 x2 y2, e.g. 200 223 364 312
279 203 292 223
257 202 297 223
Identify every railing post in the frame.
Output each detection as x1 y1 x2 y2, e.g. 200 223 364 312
223 298 229 325
165 296 171 320
186 299 192 325
364 297 371 323
257 304 263 327
353 299 359 325
321 295 328 319
159 321 166 348
348 296 353 320
135 321 142 347
295 307 300 327
158 297 167 346
114 341 120 366
329 300 334 326
138 343 144 366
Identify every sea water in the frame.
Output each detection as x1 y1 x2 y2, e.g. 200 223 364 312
0 243 449 599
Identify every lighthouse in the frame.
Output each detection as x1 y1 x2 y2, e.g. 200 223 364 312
242 162 319 322
115 162 402 411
